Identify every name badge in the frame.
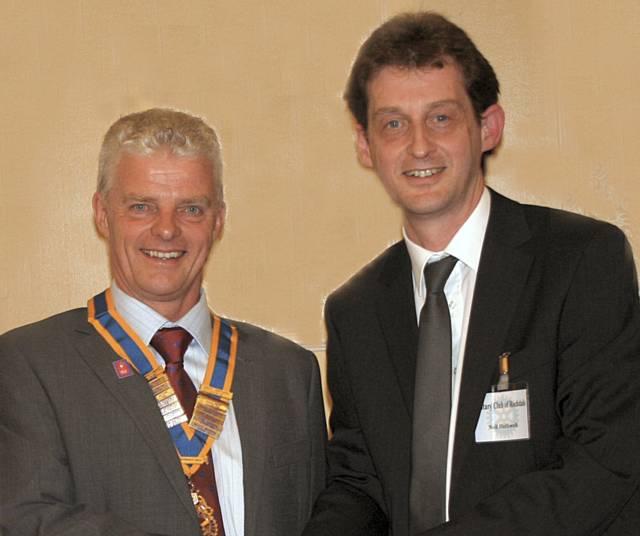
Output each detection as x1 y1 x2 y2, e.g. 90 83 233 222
475 383 530 443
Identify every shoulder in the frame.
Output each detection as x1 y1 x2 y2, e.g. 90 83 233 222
1 308 88 350
327 240 408 312
225 318 317 369
529 205 623 242
225 319 323 398
0 309 90 382
491 190 629 254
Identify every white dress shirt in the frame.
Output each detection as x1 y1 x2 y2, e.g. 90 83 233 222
111 283 244 536
403 187 491 520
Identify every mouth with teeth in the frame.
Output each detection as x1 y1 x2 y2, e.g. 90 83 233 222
403 167 446 178
141 249 185 260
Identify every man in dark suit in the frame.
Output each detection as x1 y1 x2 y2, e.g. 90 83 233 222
0 108 326 535
303 12 640 535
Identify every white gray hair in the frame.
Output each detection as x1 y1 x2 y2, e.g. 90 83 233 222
97 108 223 205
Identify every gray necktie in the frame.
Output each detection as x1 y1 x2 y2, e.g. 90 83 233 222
409 255 458 533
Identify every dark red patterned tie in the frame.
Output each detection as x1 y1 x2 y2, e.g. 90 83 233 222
151 327 226 535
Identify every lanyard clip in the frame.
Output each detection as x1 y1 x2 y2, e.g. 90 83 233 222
496 352 510 391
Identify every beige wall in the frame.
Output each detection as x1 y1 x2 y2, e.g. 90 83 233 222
2 1 639 365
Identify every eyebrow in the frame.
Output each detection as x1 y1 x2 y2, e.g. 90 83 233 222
121 194 213 207
179 196 213 207
121 194 156 203
372 99 462 118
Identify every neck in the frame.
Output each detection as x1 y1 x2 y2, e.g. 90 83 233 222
112 281 201 322
144 297 198 322
404 186 484 251
404 220 456 252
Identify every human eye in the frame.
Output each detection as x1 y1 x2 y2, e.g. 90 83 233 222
428 105 460 129
429 113 451 127
182 205 204 217
130 202 150 213
377 116 407 137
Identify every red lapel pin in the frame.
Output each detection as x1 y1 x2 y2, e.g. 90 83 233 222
112 359 134 379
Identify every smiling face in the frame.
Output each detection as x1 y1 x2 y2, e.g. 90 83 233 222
356 63 503 248
93 150 225 320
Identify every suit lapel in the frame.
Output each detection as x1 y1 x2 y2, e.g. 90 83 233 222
231 328 263 536
375 242 419 415
72 319 198 518
75 310 270 533
451 191 533 488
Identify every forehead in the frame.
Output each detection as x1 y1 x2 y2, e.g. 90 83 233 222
112 150 215 191
366 63 470 113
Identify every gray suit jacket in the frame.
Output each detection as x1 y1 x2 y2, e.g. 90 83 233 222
0 308 326 535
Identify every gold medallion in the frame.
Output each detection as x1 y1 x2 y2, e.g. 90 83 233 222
191 387 232 439
146 369 188 426
189 479 219 536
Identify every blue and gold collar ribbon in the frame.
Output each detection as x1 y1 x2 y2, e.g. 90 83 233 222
88 288 237 476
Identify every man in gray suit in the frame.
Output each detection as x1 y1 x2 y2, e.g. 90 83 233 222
0 108 326 536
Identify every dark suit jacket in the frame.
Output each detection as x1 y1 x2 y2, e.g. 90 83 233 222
0 309 326 535
304 190 640 536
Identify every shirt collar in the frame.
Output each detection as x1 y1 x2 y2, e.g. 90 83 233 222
110 281 212 353
403 187 491 297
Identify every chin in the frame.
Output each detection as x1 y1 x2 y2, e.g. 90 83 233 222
136 282 183 301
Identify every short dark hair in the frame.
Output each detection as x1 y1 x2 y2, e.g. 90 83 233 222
345 12 500 129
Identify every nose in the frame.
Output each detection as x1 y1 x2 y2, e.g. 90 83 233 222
408 124 434 159
151 209 181 240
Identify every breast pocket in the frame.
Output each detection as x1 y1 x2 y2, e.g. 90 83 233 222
490 347 561 468
506 347 555 383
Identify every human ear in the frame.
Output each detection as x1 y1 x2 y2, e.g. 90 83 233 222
213 202 226 240
92 192 110 238
355 124 374 169
480 104 505 152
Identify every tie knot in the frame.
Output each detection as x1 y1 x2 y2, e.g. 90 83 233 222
150 327 193 365
424 255 458 294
